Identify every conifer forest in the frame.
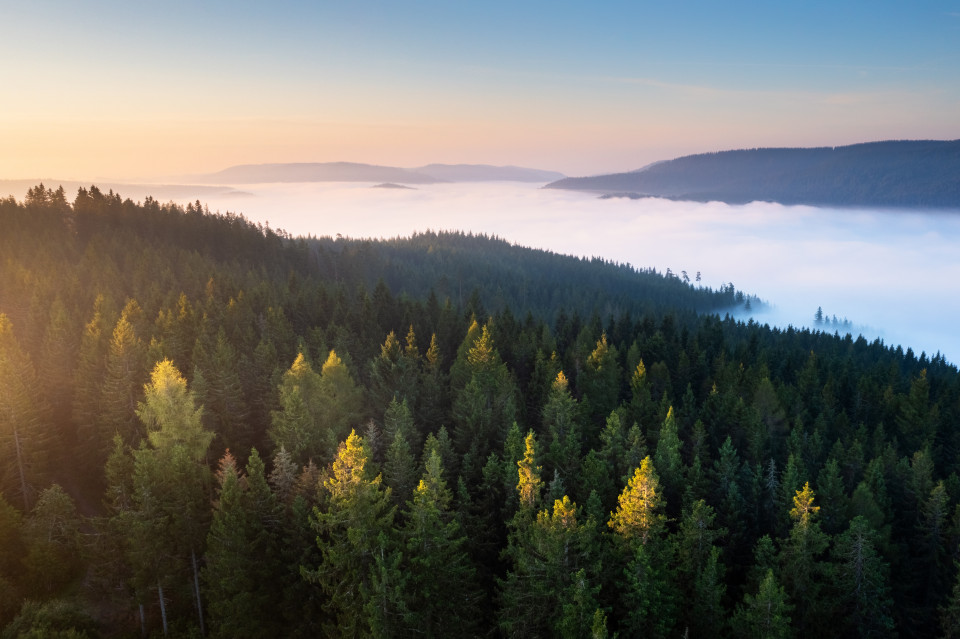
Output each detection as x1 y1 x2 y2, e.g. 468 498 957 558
3 184 960 638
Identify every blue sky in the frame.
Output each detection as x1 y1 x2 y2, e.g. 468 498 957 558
2 0 958 178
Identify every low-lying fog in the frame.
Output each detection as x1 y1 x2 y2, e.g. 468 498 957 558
67 181 960 364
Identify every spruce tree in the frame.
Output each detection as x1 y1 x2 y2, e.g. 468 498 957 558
304 430 395 638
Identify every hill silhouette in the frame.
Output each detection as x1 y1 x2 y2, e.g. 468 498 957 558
546 140 960 208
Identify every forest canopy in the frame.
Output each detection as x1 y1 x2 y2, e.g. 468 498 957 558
1 184 958 638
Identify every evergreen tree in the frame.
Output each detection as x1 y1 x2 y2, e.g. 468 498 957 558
384 429 417 510
194 328 251 458
127 359 213 635
832 515 895 637
733 569 792 639
500 495 599 638
609 456 665 545
401 450 482 637
20 484 82 599
304 430 396 638
579 333 621 428
542 371 582 485
516 431 543 513
269 351 321 463
73 295 112 485
99 301 147 450
451 322 518 472
654 405 683 515
203 449 285 639
0 314 49 510
780 482 830 635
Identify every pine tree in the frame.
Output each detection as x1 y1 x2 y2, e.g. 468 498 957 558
832 516 895 637
20 484 82 599
579 333 621 428
36 297 77 444
73 295 112 484
0 314 49 509
401 450 481 637
195 328 251 458
516 431 543 513
384 429 417 510
269 352 320 463
369 330 420 415
542 371 582 484
416 333 446 433
654 405 683 515
780 482 830 635
128 359 213 635
609 456 665 545
304 430 396 638
500 495 599 638
451 322 517 471
204 449 284 639
733 569 792 639
609 458 677 637
99 302 147 450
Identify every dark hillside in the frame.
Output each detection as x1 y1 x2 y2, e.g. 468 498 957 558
547 140 960 208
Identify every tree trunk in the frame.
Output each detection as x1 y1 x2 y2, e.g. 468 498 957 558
13 426 30 510
139 602 146 638
192 547 205 636
158 581 168 637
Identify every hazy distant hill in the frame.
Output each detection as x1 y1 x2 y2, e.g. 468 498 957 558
198 162 443 184
546 140 960 208
416 163 565 182
195 162 564 184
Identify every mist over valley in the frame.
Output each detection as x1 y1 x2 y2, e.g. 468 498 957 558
98 178 960 365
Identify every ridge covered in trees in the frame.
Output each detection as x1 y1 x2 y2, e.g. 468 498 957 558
546 139 960 208
1 184 959 638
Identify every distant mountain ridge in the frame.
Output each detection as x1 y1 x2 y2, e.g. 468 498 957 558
200 162 442 184
195 162 565 184
545 140 960 208
416 164 565 182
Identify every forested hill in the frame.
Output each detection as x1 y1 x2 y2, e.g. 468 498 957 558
546 139 960 208
309 232 751 321
2 184 960 638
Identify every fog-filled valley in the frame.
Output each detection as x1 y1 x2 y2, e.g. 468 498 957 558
158 180 960 364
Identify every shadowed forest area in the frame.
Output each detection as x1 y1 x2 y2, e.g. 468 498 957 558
2 184 960 638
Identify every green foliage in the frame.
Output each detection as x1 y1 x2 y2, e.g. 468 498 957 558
500 496 599 638
832 516 894 638
609 457 665 545
0 315 49 511
3 187 960 637
400 451 481 637
304 430 395 638
1 598 99 639
20 485 82 599
542 371 582 485
203 449 284 638
733 570 792 639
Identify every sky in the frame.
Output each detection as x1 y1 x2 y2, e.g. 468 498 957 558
2 0 959 179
